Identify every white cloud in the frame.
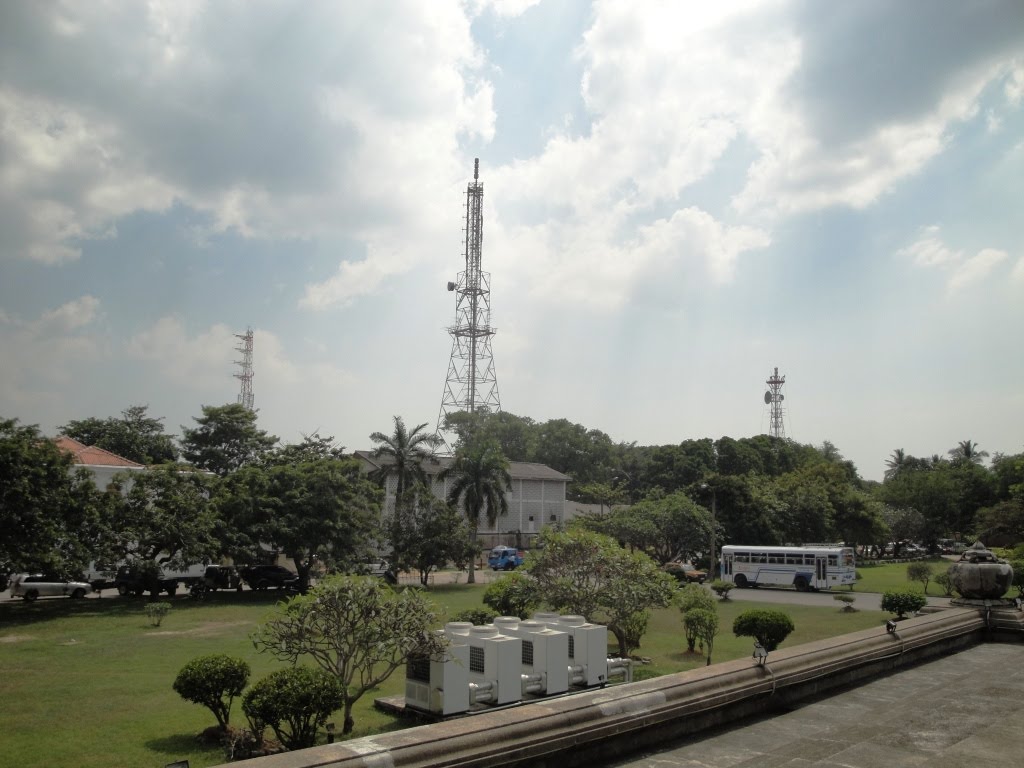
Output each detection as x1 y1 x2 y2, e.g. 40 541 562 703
947 248 1009 294
1011 256 1024 285
896 228 1011 294
37 295 101 333
896 227 963 268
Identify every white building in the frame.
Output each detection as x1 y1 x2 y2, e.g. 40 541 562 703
353 451 570 548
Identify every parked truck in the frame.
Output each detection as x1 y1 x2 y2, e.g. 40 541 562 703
488 546 525 571
110 562 208 597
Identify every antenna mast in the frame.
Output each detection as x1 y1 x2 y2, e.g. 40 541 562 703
234 327 254 411
764 366 786 439
436 159 501 447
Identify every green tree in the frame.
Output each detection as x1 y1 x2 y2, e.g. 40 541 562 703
173 654 250 731
252 575 446 734
948 439 989 466
242 667 343 750
368 416 442 501
684 608 719 666
263 432 346 465
180 403 277 477
583 491 714 564
525 529 676 656
440 438 512 584
906 561 933 594
880 589 927 618
483 571 541 619
0 418 107 575
98 465 219 594
60 405 178 465
443 409 537 461
218 456 381 591
884 448 908 481
387 488 475 586
677 583 716 652
732 609 795 652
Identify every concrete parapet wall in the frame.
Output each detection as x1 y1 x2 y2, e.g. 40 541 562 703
221 608 995 768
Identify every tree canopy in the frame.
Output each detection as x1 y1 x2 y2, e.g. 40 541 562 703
180 403 277 476
60 405 178 465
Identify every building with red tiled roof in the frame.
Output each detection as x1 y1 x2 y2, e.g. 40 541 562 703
54 435 147 490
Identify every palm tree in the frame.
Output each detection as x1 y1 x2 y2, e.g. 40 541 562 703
368 417 442 500
948 440 989 466
439 439 512 584
884 448 907 481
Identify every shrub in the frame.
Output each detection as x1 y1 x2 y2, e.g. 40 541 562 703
450 607 499 626
242 667 343 751
833 594 857 612
906 562 933 594
732 609 795 652
709 580 735 600
881 589 927 618
677 584 715 652
145 601 171 627
1010 559 1024 598
683 607 719 665
173 654 251 730
483 572 540 619
935 569 955 597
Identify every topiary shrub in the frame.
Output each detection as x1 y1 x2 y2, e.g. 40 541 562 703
450 607 499 626
709 580 735 600
483 572 540 619
880 589 927 619
833 593 857 612
242 667 343 751
1009 559 1024 598
906 562 933 594
173 654 251 730
145 601 172 627
683 607 719 666
732 609 795 652
935 569 955 597
610 610 650 658
677 583 716 652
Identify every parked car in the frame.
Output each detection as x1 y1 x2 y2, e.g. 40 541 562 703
663 561 707 584
358 559 398 584
488 546 525 571
8 573 92 601
238 564 299 591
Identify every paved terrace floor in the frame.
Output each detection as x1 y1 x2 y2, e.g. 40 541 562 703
608 641 1024 768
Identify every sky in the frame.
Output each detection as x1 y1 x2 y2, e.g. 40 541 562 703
1 0 1022 482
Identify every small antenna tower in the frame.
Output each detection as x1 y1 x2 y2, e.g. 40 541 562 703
234 327 254 411
436 159 501 448
764 366 786 439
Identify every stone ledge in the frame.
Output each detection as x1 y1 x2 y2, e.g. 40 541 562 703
219 607 999 768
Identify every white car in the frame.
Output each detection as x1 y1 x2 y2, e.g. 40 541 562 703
8 573 92 601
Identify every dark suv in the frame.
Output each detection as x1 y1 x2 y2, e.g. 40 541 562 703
238 565 299 591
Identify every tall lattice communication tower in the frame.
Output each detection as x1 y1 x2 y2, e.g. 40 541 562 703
436 159 501 446
234 328 254 411
764 366 786 439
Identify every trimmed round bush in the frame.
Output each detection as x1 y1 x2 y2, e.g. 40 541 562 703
450 607 499 626
483 572 540 619
880 589 927 618
732 609 795 652
242 667 343 751
173 654 250 730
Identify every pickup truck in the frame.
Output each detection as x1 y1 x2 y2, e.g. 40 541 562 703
663 561 707 584
488 546 525 571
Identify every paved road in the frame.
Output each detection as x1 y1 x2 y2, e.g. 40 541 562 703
606 641 1024 768
719 584 953 612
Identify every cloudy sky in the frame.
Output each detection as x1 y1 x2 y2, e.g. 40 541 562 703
1 0 1022 481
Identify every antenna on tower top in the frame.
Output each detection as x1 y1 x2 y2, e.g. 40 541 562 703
436 159 500 450
764 366 786 439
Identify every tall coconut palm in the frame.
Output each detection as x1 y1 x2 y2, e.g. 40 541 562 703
368 417 442 500
884 448 907 481
948 440 989 466
439 439 512 584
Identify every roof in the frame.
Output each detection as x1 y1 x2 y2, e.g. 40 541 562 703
353 450 571 482
53 436 146 468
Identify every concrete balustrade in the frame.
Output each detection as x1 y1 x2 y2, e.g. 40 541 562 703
218 606 1022 768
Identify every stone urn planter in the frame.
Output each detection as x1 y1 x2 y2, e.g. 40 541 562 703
947 542 1014 600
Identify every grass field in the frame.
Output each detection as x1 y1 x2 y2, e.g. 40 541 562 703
853 557 954 596
0 578 892 768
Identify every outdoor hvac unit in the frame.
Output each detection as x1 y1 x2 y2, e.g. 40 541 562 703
502 618 570 695
466 624 523 705
404 627 471 716
539 614 608 688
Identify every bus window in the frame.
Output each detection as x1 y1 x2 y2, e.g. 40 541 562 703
828 555 838 567
736 552 749 563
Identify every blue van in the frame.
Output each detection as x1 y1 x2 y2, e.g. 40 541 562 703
488 546 525 571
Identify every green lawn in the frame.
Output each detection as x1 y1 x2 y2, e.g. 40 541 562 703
853 557 953 596
0 579 888 768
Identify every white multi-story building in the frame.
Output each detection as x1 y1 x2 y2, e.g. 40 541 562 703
353 451 570 548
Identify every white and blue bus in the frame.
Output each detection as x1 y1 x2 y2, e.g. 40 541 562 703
720 544 856 591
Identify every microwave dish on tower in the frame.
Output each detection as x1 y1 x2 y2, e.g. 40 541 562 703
765 367 786 439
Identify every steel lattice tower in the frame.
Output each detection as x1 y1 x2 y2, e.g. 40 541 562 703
436 159 501 446
234 328 254 411
764 366 786 439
